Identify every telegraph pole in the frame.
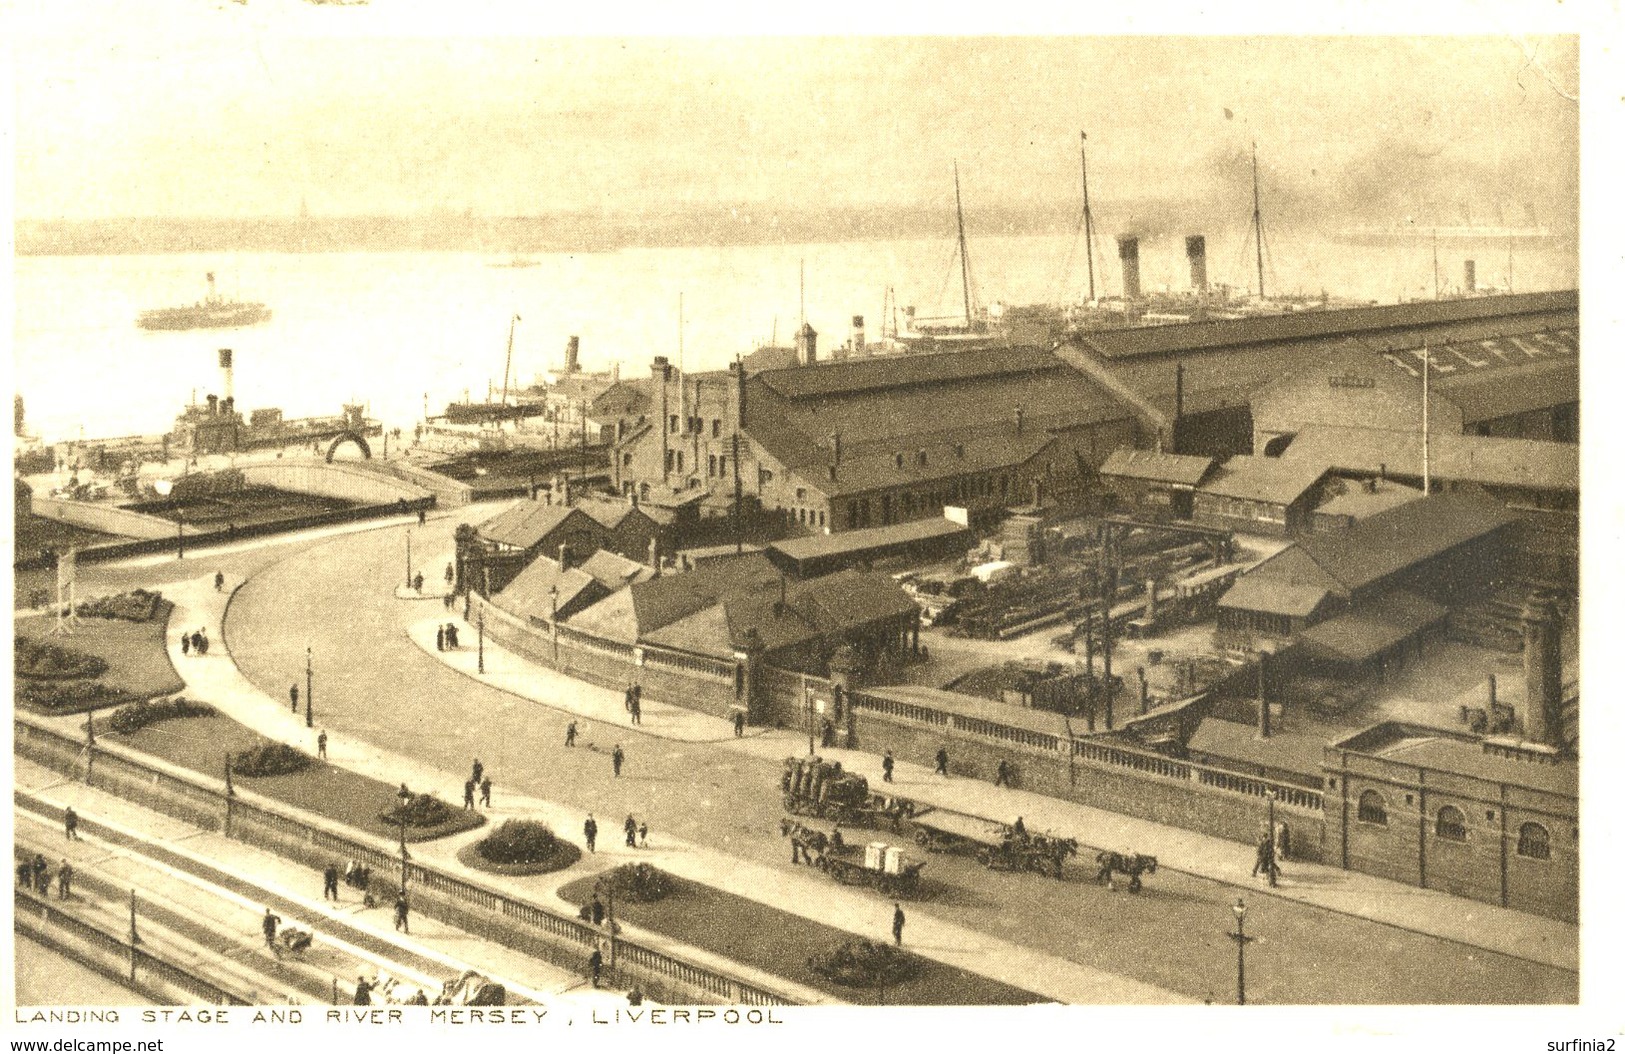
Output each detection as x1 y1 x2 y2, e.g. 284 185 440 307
305 648 314 729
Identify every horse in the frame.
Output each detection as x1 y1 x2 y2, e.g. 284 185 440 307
1032 836 1080 878
1095 850 1158 893
779 818 829 866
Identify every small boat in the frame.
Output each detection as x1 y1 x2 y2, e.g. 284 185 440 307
137 273 270 331
488 256 541 269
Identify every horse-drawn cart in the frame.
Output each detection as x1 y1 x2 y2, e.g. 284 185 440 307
817 841 926 897
781 756 915 830
909 809 1078 879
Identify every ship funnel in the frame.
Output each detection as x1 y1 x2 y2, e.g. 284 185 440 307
1464 259 1477 293
565 336 581 374
852 315 866 357
218 349 234 405
797 322 818 366
1185 236 1209 293
1117 237 1142 300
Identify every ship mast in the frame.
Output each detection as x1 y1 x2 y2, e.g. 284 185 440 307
954 161 973 326
500 313 520 408
1081 131 1096 303
1251 142 1266 301
1432 229 1441 300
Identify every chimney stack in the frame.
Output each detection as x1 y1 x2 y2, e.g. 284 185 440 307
1014 407 1025 435
1185 236 1208 293
796 322 818 366
652 356 671 382
207 394 219 416
851 315 866 357
218 349 234 405
1117 236 1142 300
559 544 572 571
565 336 581 374
648 536 660 576
1464 259 1477 293
1521 595 1564 748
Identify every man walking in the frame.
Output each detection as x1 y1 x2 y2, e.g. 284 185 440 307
290 683 300 714
262 907 282 951
587 946 603 988
612 744 624 778
64 806 78 841
393 892 410 933
182 633 191 657
565 721 578 748
463 779 476 810
995 759 1012 788
436 625 445 652
733 711 745 738
630 694 641 726
57 860 73 900
471 758 484 788
583 814 598 853
624 814 638 848
590 895 605 925
1251 833 1280 887
214 571 225 592
882 751 895 783
638 821 648 848
935 747 949 777
480 776 492 808
317 730 328 759
891 903 906 946
323 863 340 902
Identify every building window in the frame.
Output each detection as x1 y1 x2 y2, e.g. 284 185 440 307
712 418 721 438
622 453 632 467
670 415 678 433
1436 806 1467 841
796 487 806 500
818 510 826 527
708 454 717 477
675 452 684 472
665 451 674 473
1357 790 1387 826
719 456 728 476
1517 822 1551 860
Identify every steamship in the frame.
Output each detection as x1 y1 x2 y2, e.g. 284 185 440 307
137 272 272 331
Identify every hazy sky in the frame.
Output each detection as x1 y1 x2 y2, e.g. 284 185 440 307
9 22 1579 223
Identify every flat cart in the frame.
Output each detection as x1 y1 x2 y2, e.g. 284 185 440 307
909 808 1077 879
816 840 926 898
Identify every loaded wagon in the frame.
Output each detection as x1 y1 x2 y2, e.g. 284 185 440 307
781 756 915 830
909 808 1077 879
816 840 926 897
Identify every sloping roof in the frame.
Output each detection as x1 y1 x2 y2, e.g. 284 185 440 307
1282 425 1578 493
1099 447 1216 487
1292 491 1520 594
1186 718 1327 780
795 429 1058 498
495 556 602 623
1353 727 1578 798
768 517 971 563
1217 574 1333 618
1314 479 1425 521
641 602 739 658
754 346 1067 400
1433 353 1577 424
478 501 583 550
575 496 662 532
578 549 656 589
1198 456 1327 506
1297 590 1448 664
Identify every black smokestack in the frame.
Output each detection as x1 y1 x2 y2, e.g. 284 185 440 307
1464 260 1477 293
1117 236 1142 300
565 336 580 374
1186 236 1208 293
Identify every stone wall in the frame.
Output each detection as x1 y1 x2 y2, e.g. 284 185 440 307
240 461 427 504
30 496 178 540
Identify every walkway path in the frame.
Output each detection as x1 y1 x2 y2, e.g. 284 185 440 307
410 611 1578 975
152 574 1184 1005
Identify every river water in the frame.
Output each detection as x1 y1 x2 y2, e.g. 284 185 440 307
11 230 1576 445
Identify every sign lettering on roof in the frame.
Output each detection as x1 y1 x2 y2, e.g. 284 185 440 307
1328 373 1376 390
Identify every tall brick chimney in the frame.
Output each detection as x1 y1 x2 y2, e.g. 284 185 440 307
1521 594 1564 747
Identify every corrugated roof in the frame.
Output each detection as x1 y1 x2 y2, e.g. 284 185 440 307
755 346 1068 400
1291 491 1519 594
1099 447 1216 487
1432 356 1578 424
1077 291 1575 361
767 517 971 562
1198 456 1327 506
1186 718 1327 780
1217 574 1332 618
1283 426 1577 492
1296 590 1448 664
478 501 583 551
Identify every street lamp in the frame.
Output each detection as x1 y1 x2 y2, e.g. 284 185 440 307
305 647 314 729
176 511 185 561
396 786 412 895
1265 789 1278 885
477 607 486 674
1227 898 1254 1005
405 529 413 590
548 585 559 665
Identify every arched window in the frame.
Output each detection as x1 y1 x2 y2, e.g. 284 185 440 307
1357 790 1387 826
1436 806 1467 841
1517 822 1551 860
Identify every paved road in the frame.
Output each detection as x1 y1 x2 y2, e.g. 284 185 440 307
209 516 1574 1004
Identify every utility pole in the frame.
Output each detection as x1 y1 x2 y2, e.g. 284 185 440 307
1228 899 1254 1005
405 529 413 590
1421 339 1431 494
1251 142 1266 300
1080 131 1096 303
176 513 185 561
305 647 314 729
732 430 743 555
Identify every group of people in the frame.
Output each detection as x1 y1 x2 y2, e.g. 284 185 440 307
623 684 643 725
179 626 210 657
18 853 73 900
462 758 494 810
434 623 462 652
1252 830 1284 887
623 814 648 848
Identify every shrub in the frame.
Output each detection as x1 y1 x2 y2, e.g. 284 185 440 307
75 590 164 623
379 793 457 830
231 742 311 778
476 820 561 865
15 636 108 680
108 696 214 735
807 939 924 989
594 863 676 903
16 679 132 711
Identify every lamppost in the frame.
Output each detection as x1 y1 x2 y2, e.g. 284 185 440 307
1265 789 1278 880
477 607 486 674
305 647 314 729
1227 898 1254 1005
405 529 413 590
176 511 185 561
396 786 412 895
548 585 559 665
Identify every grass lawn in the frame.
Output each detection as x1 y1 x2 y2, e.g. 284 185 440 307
14 602 185 714
107 712 484 842
557 873 1042 1006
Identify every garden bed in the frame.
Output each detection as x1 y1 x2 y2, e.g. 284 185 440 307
109 713 483 842
557 872 1041 1005
13 601 183 713
456 820 580 876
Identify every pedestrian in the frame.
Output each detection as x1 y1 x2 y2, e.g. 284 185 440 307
181 633 191 657
64 806 78 841
995 759 1012 788
35 860 53 895
393 893 409 933
584 814 598 853
935 747 949 777
418 508 427 527
1251 834 1280 887
627 987 644 1006
262 907 281 950
290 683 300 713
57 860 73 900
1013 816 1027 839
317 730 328 759
353 976 374 1006
638 821 648 847
625 814 637 848
624 687 633 713
436 626 445 652
821 719 834 748
471 758 484 787
214 571 225 592
445 562 455 586
463 779 476 810
630 695 641 725
198 629 209 655
413 572 424 593
565 721 578 748
891 902 906 946
882 751 895 783
189 631 202 654
612 744 624 778
480 776 492 808
446 623 459 649
443 593 454 611
587 947 603 988
733 711 745 738
632 684 642 709
323 862 340 901
591 895 605 925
